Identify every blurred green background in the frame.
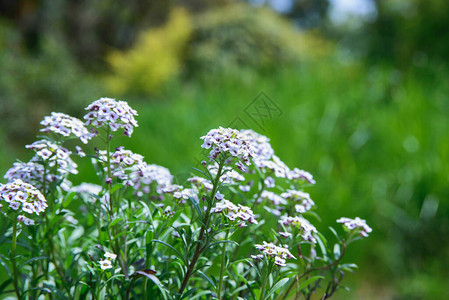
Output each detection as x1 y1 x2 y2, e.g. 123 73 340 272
1 0 448 298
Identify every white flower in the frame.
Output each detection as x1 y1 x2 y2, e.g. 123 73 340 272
17 215 35 226
207 163 245 184
0 180 47 215
26 140 78 175
211 199 258 226
130 162 174 196
264 176 275 188
253 242 296 266
40 112 93 144
76 146 86 157
188 176 213 191
239 129 274 161
257 191 287 206
287 168 316 184
84 97 138 137
200 127 257 167
104 252 117 260
4 161 68 191
239 185 251 192
279 232 292 238
99 259 113 270
337 217 372 237
274 256 287 266
281 190 315 213
279 215 317 243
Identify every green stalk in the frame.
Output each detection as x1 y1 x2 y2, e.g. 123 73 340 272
217 230 230 299
96 271 103 300
11 217 21 299
105 127 113 214
260 261 274 300
178 157 226 295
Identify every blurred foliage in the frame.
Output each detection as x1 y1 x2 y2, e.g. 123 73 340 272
104 8 192 95
0 21 102 146
187 3 332 76
365 0 449 68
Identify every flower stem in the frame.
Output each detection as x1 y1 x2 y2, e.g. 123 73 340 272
217 230 230 299
178 158 225 295
260 261 274 300
105 127 113 213
11 217 21 299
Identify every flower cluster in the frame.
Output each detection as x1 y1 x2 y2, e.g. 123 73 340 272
280 190 315 213
337 217 372 237
99 251 117 270
201 127 257 166
239 129 274 161
4 161 62 190
279 215 317 243
173 188 198 203
286 168 316 184
188 176 213 191
211 199 258 227
257 191 287 206
208 163 245 184
26 140 78 175
40 112 93 144
99 147 144 181
131 162 174 195
0 179 47 216
84 97 138 137
253 242 296 267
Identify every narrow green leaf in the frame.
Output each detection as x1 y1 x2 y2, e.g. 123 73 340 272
19 256 48 269
0 279 12 294
328 226 341 242
333 244 341 259
197 270 217 290
188 196 203 220
297 275 324 291
0 255 11 277
152 239 185 263
191 168 213 182
208 240 239 248
264 278 289 300
109 217 123 228
111 183 124 194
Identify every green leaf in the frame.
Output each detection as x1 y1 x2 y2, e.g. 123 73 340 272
297 275 324 291
264 278 289 300
19 256 48 270
112 231 134 240
197 270 217 290
328 226 341 242
315 232 328 261
91 157 105 179
188 196 203 220
62 191 77 208
0 279 12 295
111 183 124 194
22 287 52 296
0 254 11 277
208 240 239 248
333 244 341 259
109 217 123 227
339 263 358 273
152 239 185 263
191 167 213 182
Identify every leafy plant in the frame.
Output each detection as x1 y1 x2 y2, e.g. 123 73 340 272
0 97 371 299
